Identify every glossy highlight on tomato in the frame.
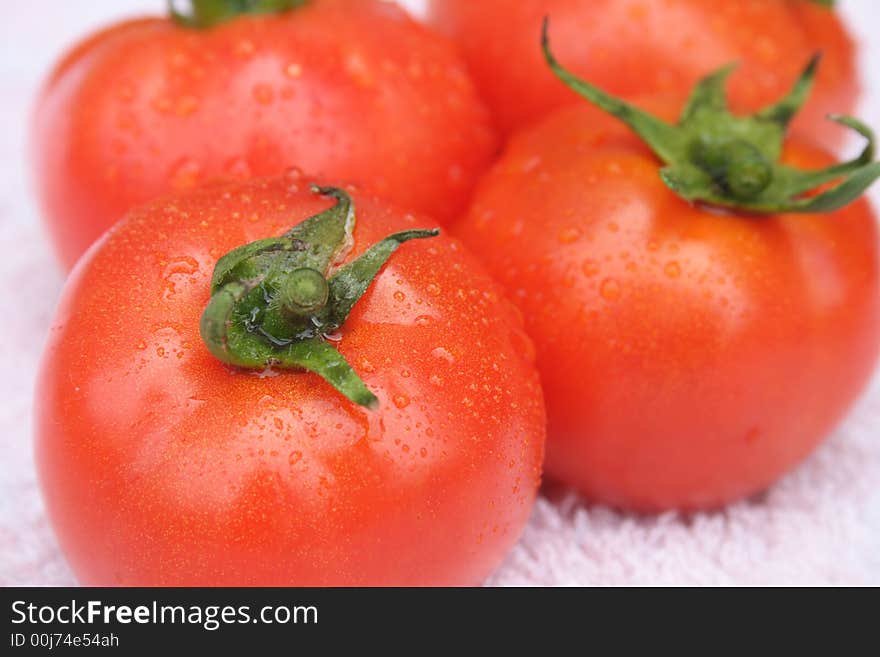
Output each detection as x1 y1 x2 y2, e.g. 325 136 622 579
428 0 857 148
32 0 498 269
455 101 880 512
35 173 545 585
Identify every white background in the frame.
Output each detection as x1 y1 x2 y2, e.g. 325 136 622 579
0 1 878 585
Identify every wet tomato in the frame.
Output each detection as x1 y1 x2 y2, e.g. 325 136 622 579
454 42 880 511
32 0 498 269
35 174 545 585
427 0 857 149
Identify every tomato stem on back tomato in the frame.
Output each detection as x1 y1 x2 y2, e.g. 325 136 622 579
200 185 440 409
542 18 879 213
169 0 308 28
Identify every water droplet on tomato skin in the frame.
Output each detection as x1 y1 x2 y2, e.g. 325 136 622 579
163 256 200 277
393 395 410 410
285 167 305 182
582 259 600 278
665 261 682 279
600 278 622 301
175 95 199 117
431 347 455 364
235 40 256 58
168 158 202 190
252 83 275 105
285 62 303 78
223 156 251 178
288 451 302 466
557 227 582 244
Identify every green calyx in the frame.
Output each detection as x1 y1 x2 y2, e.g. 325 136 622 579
810 0 834 7
542 19 879 214
169 0 308 29
200 186 439 409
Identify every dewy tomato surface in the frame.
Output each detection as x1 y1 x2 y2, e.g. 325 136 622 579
32 0 498 269
428 0 857 149
35 174 545 586
454 53 880 512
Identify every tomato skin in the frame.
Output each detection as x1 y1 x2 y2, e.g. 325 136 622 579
33 0 498 270
454 103 880 512
34 175 545 586
427 0 857 149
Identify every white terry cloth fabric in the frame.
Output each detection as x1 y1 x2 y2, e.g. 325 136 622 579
1 0 878 586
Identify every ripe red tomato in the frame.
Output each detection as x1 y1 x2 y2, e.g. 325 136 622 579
454 102 880 512
427 0 857 149
33 0 498 270
35 174 545 586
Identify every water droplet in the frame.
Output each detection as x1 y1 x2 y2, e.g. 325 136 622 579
521 156 542 172
163 256 199 277
393 291 406 302
235 40 256 58
420 447 428 458
224 156 251 178
117 85 135 103
288 451 302 466
285 167 304 182
600 278 621 301
252 84 274 105
664 261 681 279
285 62 303 78
557 227 582 244
175 95 199 116
345 51 374 86
582 259 600 277
151 96 172 114
168 158 201 190
426 283 441 297
431 347 455 364
393 395 410 409
136 340 146 350
415 315 433 327
274 417 284 430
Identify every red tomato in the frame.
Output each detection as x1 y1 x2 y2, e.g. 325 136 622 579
454 102 880 512
32 0 498 270
35 174 545 586
427 0 857 149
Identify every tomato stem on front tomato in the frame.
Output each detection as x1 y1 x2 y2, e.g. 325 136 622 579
542 18 879 214
200 185 439 409
169 0 308 29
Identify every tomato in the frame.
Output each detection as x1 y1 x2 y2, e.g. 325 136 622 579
427 0 857 149
32 0 498 270
34 173 545 586
454 95 880 512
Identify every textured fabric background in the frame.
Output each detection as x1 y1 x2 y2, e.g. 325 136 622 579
1 0 878 586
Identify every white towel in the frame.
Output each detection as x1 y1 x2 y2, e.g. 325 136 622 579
1 0 878 586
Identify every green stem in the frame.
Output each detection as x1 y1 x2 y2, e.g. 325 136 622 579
169 0 308 28
542 18 880 214
200 186 439 409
